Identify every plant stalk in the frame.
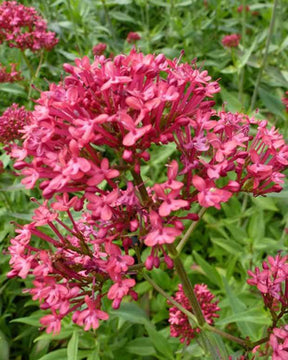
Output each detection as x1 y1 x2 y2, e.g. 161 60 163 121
176 207 206 253
250 0 278 109
167 243 206 326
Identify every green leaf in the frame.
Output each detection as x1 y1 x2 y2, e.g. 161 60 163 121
11 312 43 327
259 87 285 120
222 278 255 339
238 35 258 69
247 210 264 242
0 83 26 96
151 268 172 290
58 49 78 61
216 308 269 325
126 337 156 356
0 330 9 360
197 331 223 360
220 66 237 74
220 88 242 112
211 237 243 255
109 11 137 24
111 303 149 324
145 323 174 360
38 349 67 360
193 251 222 287
30 339 50 360
34 329 74 343
251 197 278 211
67 331 79 360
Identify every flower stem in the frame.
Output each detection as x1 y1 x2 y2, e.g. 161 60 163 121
238 0 247 104
167 243 206 326
250 0 279 109
176 207 206 254
204 324 249 348
131 169 150 205
21 51 34 79
144 272 250 349
143 272 198 326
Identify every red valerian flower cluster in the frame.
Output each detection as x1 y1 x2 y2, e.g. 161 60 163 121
248 254 288 359
168 284 220 344
222 34 241 48
0 1 58 51
92 43 107 56
247 254 288 310
126 32 141 43
0 63 22 83
7 50 288 334
269 326 288 360
0 104 32 144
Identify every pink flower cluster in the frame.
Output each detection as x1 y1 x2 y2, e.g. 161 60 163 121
126 32 141 43
247 254 288 310
8 197 137 334
0 1 58 51
222 34 241 48
168 284 220 344
7 50 288 333
92 43 107 56
0 63 22 83
248 254 288 359
269 326 288 360
0 104 31 144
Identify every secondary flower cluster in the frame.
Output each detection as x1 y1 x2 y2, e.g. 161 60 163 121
168 284 220 344
92 43 107 56
269 326 288 360
7 50 288 334
0 104 32 144
247 254 288 310
248 254 288 359
222 34 241 48
0 1 58 51
0 63 22 83
126 32 141 44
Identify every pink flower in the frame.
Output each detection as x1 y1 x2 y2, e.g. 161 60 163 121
144 211 182 247
92 43 107 56
247 254 288 309
222 34 241 47
192 175 232 209
107 278 136 309
269 326 288 360
40 312 62 335
0 1 58 51
72 296 109 331
0 104 31 144
0 63 22 83
126 32 141 43
153 184 188 217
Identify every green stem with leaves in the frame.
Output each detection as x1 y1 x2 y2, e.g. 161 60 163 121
250 0 279 109
238 0 247 104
